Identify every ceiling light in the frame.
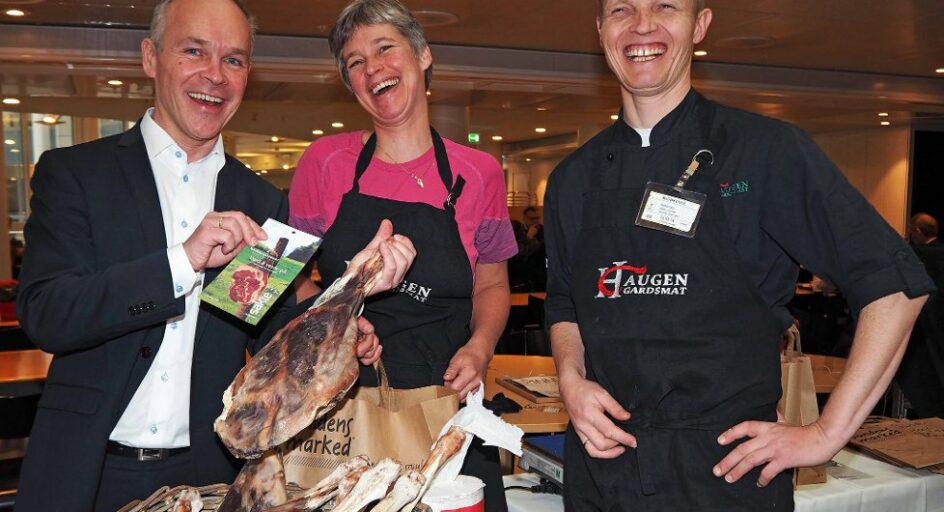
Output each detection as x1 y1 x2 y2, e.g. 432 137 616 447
526 158 532 162
936 68 944 74
426 91 431 96
270 136 279 142
693 50 708 57
412 10 459 27
2 98 20 105
331 122 344 128
492 135 503 141
42 115 57 124
107 79 123 86
881 121 891 126
535 128 547 134
878 112 889 117
4 139 15 145
261 170 268 174
9 177 16 182
610 114 619 121
10 148 19 153
5 9 26 17
536 107 548 111
312 129 324 136
282 164 290 170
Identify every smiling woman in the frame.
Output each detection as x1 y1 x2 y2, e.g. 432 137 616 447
287 1 517 511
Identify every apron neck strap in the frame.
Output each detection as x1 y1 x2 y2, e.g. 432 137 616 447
351 126 465 201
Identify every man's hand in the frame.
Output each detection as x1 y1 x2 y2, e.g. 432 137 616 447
355 316 382 366
713 420 843 487
183 211 266 271
443 342 490 400
346 219 416 296
560 373 636 458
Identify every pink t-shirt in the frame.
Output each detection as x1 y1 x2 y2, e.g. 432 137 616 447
289 131 517 271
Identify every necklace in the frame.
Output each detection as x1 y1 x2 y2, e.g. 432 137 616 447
378 145 426 189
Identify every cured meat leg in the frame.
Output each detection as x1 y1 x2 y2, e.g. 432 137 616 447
219 451 288 512
331 458 402 512
401 426 468 512
371 470 425 512
215 250 385 458
262 456 371 512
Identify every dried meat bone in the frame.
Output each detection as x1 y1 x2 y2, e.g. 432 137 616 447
335 462 370 504
331 458 402 512
262 455 372 512
219 451 288 512
401 426 468 512
215 250 385 459
171 488 203 512
370 470 425 512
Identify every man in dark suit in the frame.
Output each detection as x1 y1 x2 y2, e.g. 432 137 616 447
14 0 413 510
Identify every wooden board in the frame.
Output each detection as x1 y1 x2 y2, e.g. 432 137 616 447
497 377 560 403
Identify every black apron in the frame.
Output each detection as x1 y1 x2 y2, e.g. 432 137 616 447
563 106 794 511
317 129 508 512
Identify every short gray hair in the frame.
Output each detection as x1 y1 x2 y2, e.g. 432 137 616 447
149 0 257 51
329 0 432 92
596 0 707 17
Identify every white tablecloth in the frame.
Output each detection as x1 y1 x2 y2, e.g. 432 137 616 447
504 449 944 512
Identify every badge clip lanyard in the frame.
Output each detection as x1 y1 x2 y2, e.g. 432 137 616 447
635 149 715 238
675 149 714 189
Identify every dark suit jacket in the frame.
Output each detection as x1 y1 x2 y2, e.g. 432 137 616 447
15 124 291 511
898 244 944 418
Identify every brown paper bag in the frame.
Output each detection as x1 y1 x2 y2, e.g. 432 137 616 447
282 362 459 488
777 324 828 486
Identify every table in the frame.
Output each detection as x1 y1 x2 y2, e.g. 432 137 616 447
485 355 568 434
0 349 51 396
503 449 944 512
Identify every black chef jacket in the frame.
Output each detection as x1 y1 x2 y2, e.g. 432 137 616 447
545 89 934 330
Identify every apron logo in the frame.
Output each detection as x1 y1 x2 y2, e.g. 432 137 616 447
596 261 689 299
396 280 432 303
719 180 750 198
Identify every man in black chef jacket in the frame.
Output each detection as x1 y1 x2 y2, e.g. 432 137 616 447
544 1 934 510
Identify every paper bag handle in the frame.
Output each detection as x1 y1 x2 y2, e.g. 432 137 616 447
373 359 393 407
781 322 803 356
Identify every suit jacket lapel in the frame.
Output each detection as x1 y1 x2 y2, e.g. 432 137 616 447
117 124 167 252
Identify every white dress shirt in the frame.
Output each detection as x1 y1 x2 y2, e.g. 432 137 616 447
109 109 224 448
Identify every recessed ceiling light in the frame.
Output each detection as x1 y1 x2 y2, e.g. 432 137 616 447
936 68 944 74
535 127 547 133
5 9 26 17
261 170 268 174
312 129 324 136
693 50 708 57
492 135 503 141
4 139 15 145
2 98 20 105
107 79 123 86
331 122 344 128
610 114 619 121
270 136 279 142
536 107 548 111
878 112 889 117
42 115 57 124
9 177 16 182
880 121 891 126
10 148 19 153
282 164 290 170
526 158 532 162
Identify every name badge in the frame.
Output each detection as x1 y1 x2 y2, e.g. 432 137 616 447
635 182 706 238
